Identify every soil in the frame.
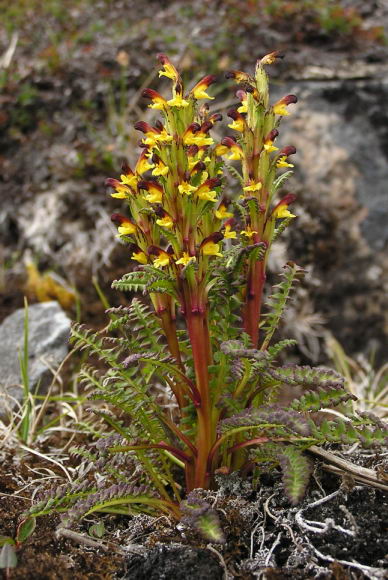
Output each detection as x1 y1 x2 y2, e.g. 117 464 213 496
1 442 387 579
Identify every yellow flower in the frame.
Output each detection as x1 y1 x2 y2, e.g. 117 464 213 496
227 118 244 132
215 204 233 219
241 226 258 239
157 54 179 82
227 146 243 161
272 94 297 116
191 75 216 100
224 224 237 239
135 153 154 175
193 87 214 100
264 142 279 152
153 254 170 268
243 181 262 193
215 145 229 157
178 182 197 196
167 94 190 108
184 133 214 147
152 160 169 177
237 100 248 114
273 103 289 116
176 252 196 266
216 138 243 160
120 174 138 188
196 186 217 202
201 241 222 257
144 191 163 204
156 128 173 143
131 251 148 264
142 88 168 110
276 156 294 168
118 221 137 236
273 206 296 219
156 215 174 228
111 184 131 199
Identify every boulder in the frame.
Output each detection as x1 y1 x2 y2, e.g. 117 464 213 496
0 301 71 419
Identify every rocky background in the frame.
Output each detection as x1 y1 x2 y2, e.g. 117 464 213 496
1 0 387 366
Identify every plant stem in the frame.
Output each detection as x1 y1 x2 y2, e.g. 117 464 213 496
185 310 214 490
243 259 266 348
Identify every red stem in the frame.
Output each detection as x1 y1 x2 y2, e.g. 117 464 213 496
243 259 266 348
185 310 214 490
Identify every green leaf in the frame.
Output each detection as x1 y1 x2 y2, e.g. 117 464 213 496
0 543 17 569
0 537 15 547
278 445 312 505
88 522 105 538
16 517 36 544
261 263 306 350
195 511 225 544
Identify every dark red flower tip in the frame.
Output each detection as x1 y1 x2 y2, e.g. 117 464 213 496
134 121 154 133
224 217 236 228
137 180 163 191
121 160 132 173
279 193 297 206
157 53 168 65
227 109 241 120
142 88 157 99
279 145 296 157
105 178 119 188
187 145 199 156
201 231 224 247
147 245 160 255
206 177 222 188
221 136 237 146
200 121 213 134
111 213 128 225
284 94 298 105
186 122 201 133
200 74 217 86
191 161 206 173
265 129 279 142
209 113 223 124
153 206 167 217
155 119 164 130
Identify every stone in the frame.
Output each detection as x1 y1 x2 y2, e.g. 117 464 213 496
125 545 223 580
0 301 71 419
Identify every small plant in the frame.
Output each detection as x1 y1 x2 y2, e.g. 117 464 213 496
26 53 387 540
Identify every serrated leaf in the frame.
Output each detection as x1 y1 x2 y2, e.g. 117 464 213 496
278 446 312 505
273 170 293 191
195 511 225 544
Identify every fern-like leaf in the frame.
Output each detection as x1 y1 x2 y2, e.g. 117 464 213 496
278 445 312 505
260 262 306 350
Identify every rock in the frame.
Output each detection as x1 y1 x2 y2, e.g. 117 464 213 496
125 545 223 580
0 301 71 419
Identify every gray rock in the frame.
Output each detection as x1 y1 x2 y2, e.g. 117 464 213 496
0 301 71 419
